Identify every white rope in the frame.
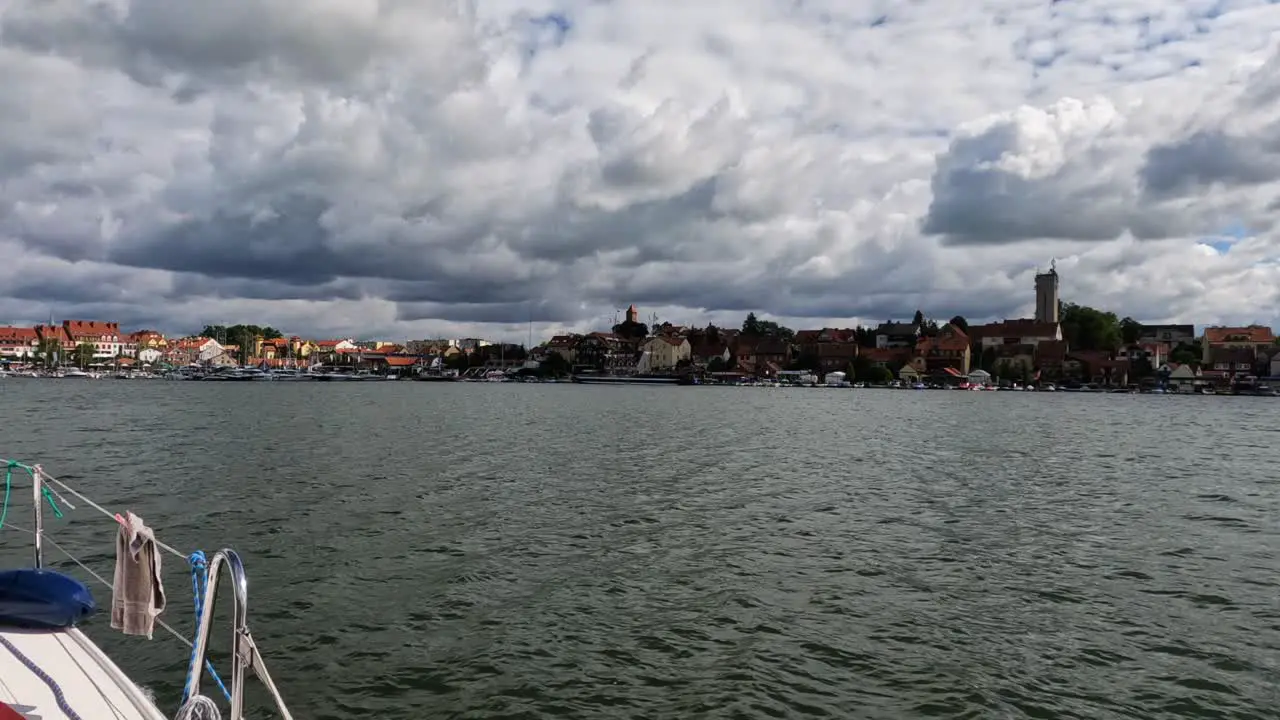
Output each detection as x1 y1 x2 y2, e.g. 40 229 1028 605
39 530 194 648
175 694 222 719
29 529 195 649
34 466 187 560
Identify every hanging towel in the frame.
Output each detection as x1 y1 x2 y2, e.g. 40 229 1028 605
110 511 166 638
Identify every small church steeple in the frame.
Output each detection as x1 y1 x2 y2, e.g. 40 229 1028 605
625 304 638 324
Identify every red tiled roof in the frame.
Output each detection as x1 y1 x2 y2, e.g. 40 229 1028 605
1034 340 1069 362
862 348 908 363
815 342 858 358
174 337 215 349
34 325 71 344
942 367 964 377
918 324 969 353
691 342 728 358
63 320 119 339
384 356 418 367
972 319 1058 339
1204 326 1274 345
0 326 38 342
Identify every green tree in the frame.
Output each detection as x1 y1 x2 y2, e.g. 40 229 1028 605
760 321 794 341
849 354 873 380
979 346 997 372
33 338 61 368
1131 356 1154 379
612 319 648 339
1170 342 1199 366
912 309 926 328
1059 302 1121 352
867 365 893 384
74 343 95 368
539 351 570 377
200 324 283 345
791 352 820 373
706 356 727 373
740 313 793 341
949 315 968 333
1119 317 1142 345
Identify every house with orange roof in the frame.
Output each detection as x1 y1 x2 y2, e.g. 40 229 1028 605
34 324 74 352
62 320 123 361
1200 325 1274 364
127 330 166 350
641 335 691 370
125 330 167 363
911 323 971 377
166 337 224 365
313 339 357 356
543 335 580 363
861 347 910 370
0 326 39 361
256 337 291 359
968 318 1062 350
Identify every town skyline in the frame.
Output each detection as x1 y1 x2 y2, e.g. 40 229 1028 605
1 4 1278 346
4 269 1277 388
0 260 1276 348
0 286 1274 347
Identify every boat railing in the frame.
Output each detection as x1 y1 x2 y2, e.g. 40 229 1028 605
183 548 294 720
3 458 295 719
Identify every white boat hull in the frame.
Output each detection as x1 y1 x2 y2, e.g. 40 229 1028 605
0 627 167 719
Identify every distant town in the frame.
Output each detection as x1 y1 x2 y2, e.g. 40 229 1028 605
0 267 1277 390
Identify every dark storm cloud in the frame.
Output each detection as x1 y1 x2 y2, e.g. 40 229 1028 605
508 178 727 264
1140 128 1280 198
1 263 167 305
108 195 497 287
108 196 344 282
395 299 589 324
922 121 1194 245
382 278 549 306
176 275 368 302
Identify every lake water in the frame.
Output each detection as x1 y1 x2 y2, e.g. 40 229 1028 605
0 381 1277 719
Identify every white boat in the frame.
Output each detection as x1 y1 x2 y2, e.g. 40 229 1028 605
0 458 295 719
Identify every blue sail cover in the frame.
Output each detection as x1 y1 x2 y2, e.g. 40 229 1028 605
0 569 97 629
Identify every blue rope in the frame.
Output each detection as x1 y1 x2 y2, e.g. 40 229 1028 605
181 551 232 704
0 634 86 720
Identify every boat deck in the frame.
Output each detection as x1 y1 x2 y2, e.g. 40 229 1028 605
0 628 167 720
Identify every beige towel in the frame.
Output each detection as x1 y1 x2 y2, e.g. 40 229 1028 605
110 511 166 638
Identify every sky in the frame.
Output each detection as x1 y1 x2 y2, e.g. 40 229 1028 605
2 0 1280 343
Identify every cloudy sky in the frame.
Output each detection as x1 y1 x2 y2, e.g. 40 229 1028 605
2 0 1279 342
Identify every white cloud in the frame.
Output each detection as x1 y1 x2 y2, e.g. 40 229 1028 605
1 0 1279 341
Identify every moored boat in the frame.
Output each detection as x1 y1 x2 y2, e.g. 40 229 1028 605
0 458 295 719
571 373 681 385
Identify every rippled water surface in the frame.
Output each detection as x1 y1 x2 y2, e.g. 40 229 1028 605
1 381 1277 719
